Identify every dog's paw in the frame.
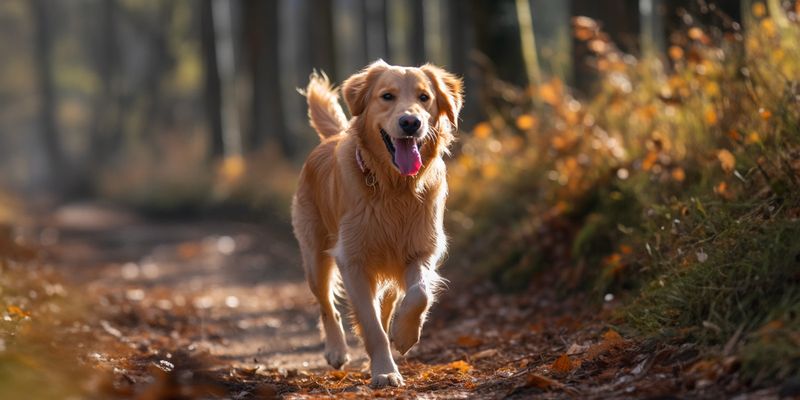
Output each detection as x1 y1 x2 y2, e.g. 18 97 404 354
370 372 404 388
325 349 350 370
390 322 421 355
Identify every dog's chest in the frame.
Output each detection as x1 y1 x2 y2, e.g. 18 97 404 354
357 195 439 257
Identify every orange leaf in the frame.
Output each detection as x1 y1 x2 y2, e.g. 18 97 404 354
602 329 624 344
473 122 492 139
446 360 472 374
551 354 575 374
525 373 564 391
7 305 30 318
456 335 483 348
668 46 684 60
704 108 718 125
671 167 686 182
642 151 658 171
515 114 537 131
717 149 735 173
715 181 729 197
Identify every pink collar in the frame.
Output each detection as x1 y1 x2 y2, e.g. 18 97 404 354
356 147 367 173
355 147 377 188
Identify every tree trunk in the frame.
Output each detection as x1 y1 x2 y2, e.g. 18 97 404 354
363 0 390 62
30 0 66 189
201 0 225 158
409 0 426 65
308 0 337 79
244 0 293 156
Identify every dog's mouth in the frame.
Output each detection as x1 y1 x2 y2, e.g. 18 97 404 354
380 128 422 176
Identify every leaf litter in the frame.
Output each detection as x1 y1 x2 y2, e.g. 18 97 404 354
0 216 786 399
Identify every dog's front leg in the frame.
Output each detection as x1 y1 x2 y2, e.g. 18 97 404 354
390 262 440 355
339 266 403 388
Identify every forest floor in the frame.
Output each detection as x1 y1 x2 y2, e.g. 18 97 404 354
17 203 786 399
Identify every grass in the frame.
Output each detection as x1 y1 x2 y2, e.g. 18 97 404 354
446 2 800 385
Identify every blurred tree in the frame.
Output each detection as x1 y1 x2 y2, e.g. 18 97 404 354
409 0 426 65
530 0 572 83
471 0 527 87
640 0 666 58
201 0 225 158
244 0 293 156
30 0 66 189
362 0 390 62
516 0 542 87
307 0 337 80
88 0 122 170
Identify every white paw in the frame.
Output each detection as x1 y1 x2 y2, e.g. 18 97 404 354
324 348 349 369
370 371 404 388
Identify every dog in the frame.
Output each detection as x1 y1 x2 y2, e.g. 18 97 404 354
291 60 463 387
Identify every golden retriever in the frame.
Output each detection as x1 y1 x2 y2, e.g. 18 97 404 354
291 60 463 387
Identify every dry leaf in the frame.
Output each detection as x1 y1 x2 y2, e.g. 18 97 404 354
456 335 483 348
602 329 624 343
7 305 30 318
551 353 575 374
524 373 564 391
446 360 473 374
471 348 499 360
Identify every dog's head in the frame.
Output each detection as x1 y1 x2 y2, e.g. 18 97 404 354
342 60 463 177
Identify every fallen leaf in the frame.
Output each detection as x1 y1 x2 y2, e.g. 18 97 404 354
446 360 472 374
551 353 575 374
602 329 624 344
471 348 498 360
7 305 30 318
456 335 483 348
524 373 564 391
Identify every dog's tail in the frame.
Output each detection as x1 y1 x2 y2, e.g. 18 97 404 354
302 71 348 140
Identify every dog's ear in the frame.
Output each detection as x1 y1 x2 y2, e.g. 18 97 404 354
421 64 464 131
342 60 389 116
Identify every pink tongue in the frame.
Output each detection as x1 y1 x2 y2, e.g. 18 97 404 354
393 138 422 176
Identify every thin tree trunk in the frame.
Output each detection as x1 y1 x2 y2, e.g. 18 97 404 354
30 0 66 188
201 0 225 158
362 0 389 62
409 0 426 65
245 0 293 156
211 0 243 159
308 0 337 79
639 0 665 58
515 0 542 87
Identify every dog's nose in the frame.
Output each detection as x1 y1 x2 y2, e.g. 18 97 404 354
398 115 421 135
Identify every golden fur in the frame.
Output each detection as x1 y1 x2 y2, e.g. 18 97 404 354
291 60 463 387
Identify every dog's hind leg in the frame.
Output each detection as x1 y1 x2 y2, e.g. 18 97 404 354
300 240 349 369
379 286 399 333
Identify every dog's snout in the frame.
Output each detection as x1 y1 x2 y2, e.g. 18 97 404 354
398 115 421 135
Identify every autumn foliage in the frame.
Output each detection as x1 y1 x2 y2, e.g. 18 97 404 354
447 2 800 384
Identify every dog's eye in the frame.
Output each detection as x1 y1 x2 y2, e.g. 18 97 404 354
381 93 395 101
419 93 430 102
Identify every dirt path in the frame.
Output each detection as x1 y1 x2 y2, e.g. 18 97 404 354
41 204 778 399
